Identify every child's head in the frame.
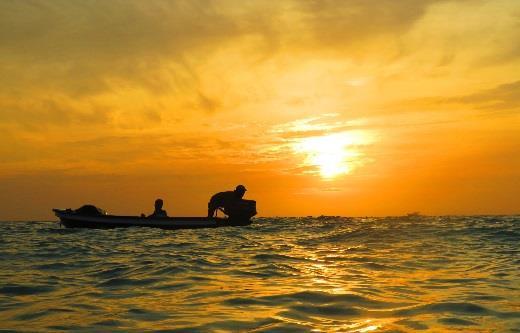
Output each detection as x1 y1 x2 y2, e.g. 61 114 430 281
155 198 163 209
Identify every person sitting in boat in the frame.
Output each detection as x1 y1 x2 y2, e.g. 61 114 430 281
148 198 168 218
207 185 247 218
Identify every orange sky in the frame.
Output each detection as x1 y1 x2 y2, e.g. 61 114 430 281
1 0 519 219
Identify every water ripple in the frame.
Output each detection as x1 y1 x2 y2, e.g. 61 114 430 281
0 216 518 332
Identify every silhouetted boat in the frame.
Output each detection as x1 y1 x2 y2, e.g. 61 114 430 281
53 202 256 229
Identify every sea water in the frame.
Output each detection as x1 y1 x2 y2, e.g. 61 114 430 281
0 216 519 332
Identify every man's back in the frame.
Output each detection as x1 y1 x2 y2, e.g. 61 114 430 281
210 191 236 206
208 191 239 217
207 185 248 218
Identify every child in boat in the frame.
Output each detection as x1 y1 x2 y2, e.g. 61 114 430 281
148 198 168 218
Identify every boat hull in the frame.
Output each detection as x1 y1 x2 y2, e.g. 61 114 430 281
53 209 253 229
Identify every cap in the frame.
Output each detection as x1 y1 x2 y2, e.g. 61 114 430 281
235 185 247 192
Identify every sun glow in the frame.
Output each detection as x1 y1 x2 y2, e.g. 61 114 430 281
293 131 372 179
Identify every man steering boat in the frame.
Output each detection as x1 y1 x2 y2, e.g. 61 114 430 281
207 185 255 218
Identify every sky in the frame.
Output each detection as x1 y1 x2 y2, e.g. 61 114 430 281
1 0 519 220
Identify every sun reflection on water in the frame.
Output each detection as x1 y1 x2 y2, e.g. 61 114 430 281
3 217 516 332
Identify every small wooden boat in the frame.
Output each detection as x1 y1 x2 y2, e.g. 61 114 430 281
53 202 256 230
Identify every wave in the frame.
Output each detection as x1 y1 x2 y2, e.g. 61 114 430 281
0 216 518 332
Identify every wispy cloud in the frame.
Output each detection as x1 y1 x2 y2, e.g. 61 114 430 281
1 0 519 217
401 80 520 114
441 80 520 112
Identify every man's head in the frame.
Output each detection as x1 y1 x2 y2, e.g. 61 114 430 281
155 198 163 209
234 185 247 198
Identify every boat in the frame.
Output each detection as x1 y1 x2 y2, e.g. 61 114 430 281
53 201 257 230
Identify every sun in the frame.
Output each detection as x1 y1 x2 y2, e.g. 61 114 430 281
292 131 369 179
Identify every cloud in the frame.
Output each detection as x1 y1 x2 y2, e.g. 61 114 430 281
0 0 478 136
442 80 520 112
401 80 520 114
0 96 111 129
0 0 451 97
0 0 239 96
271 114 365 139
196 91 221 113
0 1 236 61
298 0 439 49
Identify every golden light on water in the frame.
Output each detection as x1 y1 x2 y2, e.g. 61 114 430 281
292 131 373 179
357 324 380 332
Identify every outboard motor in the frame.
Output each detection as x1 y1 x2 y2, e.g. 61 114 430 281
225 200 257 222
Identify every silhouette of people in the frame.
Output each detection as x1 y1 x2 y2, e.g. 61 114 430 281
208 185 247 218
149 198 168 218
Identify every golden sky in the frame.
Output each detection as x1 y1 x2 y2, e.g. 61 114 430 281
1 0 519 219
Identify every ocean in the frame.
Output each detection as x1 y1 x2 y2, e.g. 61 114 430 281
0 216 519 332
